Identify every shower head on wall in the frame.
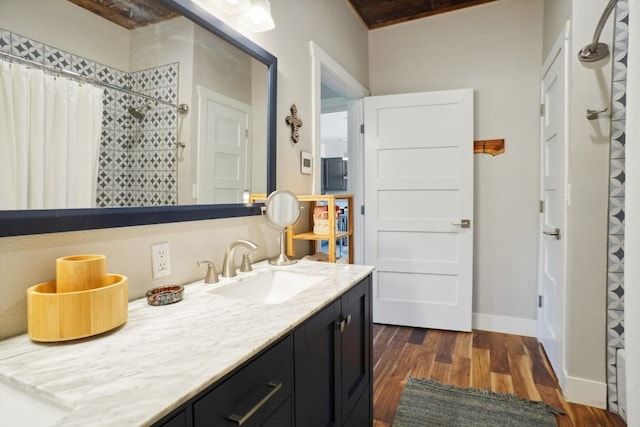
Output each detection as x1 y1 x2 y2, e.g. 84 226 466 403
128 102 153 121
578 0 618 63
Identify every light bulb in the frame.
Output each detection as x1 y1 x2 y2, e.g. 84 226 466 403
239 0 275 31
249 7 267 24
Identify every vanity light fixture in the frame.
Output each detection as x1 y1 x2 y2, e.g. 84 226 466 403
239 0 275 32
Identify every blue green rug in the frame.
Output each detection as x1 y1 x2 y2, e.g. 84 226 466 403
393 377 564 427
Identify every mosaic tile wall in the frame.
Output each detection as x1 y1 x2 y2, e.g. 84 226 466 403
0 28 179 207
104 65 179 207
606 0 628 415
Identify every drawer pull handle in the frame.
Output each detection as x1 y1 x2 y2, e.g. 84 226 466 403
336 314 352 332
228 380 282 425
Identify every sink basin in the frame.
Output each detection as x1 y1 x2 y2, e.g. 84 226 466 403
209 269 327 304
0 380 71 426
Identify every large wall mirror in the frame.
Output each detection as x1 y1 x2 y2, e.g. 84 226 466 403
0 0 276 237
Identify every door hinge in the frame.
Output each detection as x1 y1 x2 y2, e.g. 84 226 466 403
245 128 249 138
539 200 544 213
360 124 364 134
360 205 365 215
540 104 545 117
538 295 543 308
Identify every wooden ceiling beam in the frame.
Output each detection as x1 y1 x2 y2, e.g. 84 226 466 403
348 0 498 30
67 0 179 30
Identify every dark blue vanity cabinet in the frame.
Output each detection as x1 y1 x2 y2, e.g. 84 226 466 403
153 275 372 427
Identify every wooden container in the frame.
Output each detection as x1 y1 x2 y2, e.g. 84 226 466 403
27 274 128 342
56 254 106 293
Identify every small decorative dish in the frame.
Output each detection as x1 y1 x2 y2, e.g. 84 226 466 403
146 285 184 306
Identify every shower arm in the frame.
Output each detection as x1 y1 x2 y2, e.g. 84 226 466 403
589 0 618 53
578 0 618 63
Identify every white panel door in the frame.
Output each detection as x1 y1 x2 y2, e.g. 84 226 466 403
537 25 568 389
198 87 251 204
364 89 474 331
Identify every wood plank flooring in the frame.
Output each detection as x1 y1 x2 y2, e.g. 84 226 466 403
372 324 626 427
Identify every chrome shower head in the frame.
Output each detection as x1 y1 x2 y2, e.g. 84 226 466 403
578 0 618 64
128 102 153 121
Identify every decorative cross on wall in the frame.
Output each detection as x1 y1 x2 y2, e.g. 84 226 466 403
286 104 303 143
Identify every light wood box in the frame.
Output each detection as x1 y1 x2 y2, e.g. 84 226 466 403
27 274 128 342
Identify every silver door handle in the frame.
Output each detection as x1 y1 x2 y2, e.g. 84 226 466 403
452 219 471 229
543 228 561 240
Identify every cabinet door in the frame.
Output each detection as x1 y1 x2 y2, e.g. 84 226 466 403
340 276 371 424
294 300 341 427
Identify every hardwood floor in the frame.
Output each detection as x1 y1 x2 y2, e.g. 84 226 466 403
372 324 626 427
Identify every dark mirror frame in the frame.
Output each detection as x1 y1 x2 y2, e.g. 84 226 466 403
0 0 277 238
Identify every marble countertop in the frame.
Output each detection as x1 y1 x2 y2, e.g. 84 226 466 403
0 260 374 426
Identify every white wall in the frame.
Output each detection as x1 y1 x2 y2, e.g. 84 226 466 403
0 0 369 340
369 0 543 333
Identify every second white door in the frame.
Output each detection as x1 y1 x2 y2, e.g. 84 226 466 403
197 86 251 204
364 89 474 331
537 24 569 389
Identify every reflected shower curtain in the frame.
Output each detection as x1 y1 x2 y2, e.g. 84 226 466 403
0 61 103 209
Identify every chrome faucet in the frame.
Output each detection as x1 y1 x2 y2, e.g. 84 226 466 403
221 240 259 278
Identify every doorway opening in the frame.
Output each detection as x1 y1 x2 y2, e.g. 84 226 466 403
310 41 369 263
320 91 349 258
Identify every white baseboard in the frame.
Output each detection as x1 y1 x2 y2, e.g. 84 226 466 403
472 313 536 337
564 375 607 409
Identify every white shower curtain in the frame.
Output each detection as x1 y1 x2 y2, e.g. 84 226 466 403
0 61 104 209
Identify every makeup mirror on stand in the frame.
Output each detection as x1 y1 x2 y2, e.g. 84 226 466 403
262 190 302 265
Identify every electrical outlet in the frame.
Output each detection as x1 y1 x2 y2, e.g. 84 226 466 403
151 242 171 279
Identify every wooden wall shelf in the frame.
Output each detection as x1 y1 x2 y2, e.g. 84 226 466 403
474 139 505 156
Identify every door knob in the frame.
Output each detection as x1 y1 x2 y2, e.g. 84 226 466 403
543 228 561 240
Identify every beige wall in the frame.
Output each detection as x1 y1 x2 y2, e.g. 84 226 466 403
0 0 130 70
562 0 612 401
0 0 369 339
543 0 572 58
369 0 544 325
236 0 370 195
